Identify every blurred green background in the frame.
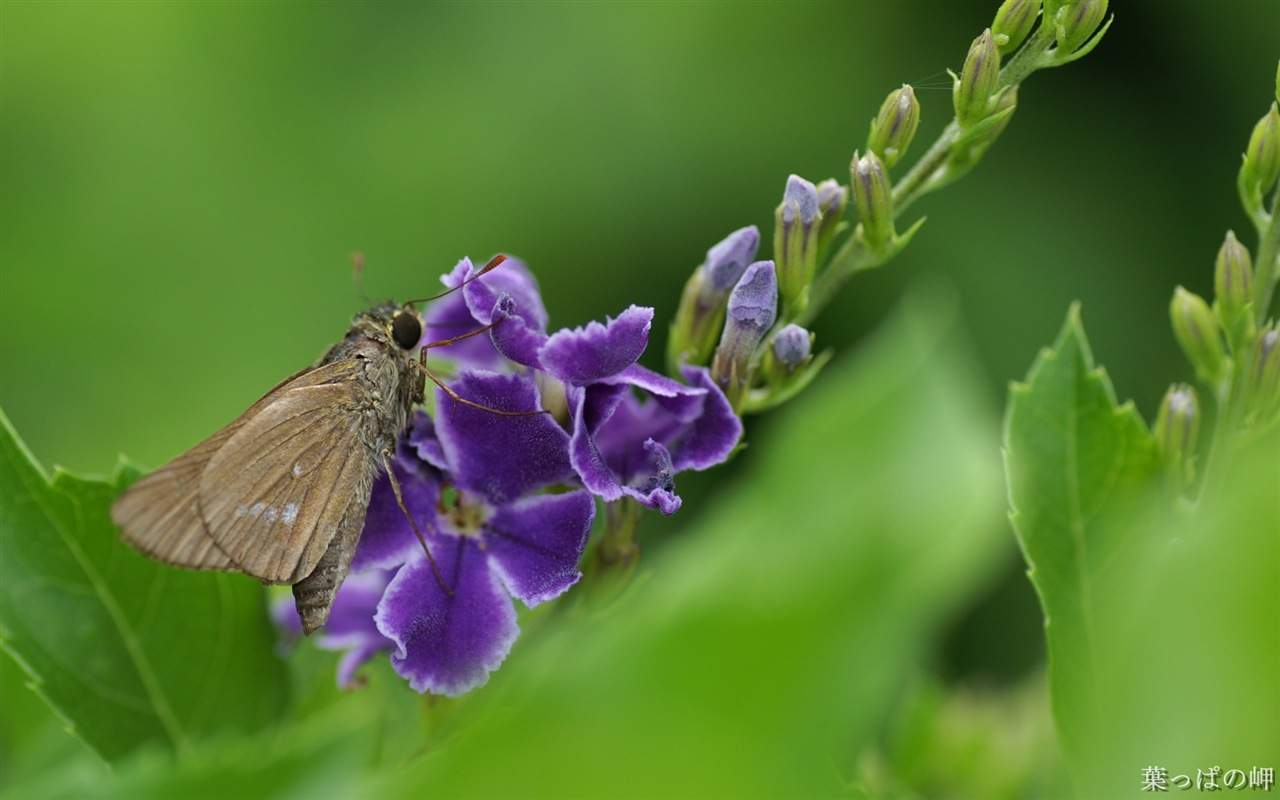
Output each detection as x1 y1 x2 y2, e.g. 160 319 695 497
2 1 1278 797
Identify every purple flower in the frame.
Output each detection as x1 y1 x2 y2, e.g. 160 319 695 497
423 256 549 369
372 375 593 694
274 253 745 694
273 569 393 689
276 373 594 696
539 306 742 514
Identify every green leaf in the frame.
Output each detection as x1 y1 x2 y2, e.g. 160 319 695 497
1003 305 1162 786
0 408 290 762
372 288 1008 798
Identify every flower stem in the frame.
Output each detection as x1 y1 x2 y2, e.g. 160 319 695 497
1251 187 1280 322
584 498 641 581
798 24 1058 327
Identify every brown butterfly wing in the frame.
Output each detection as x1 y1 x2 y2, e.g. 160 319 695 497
111 361 364 572
197 370 377 584
112 428 241 570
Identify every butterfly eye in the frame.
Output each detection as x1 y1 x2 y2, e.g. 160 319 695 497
391 311 422 350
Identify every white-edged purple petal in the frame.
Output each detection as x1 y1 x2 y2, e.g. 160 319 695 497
539 305 654 385
569 386 683 515
423 258 504 369
619 439 681 515
404 410 450 472
462 256 548 329
487 293 550 368
568 385 629 503
458 257 550 368
374 541 519 697
435 371 574 504
485 490 595 607
599 363 706 423
671 366 743 471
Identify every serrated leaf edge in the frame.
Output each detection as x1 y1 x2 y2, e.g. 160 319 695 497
0 406 190 758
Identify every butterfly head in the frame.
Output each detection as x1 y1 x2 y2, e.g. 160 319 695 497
354 302 423 352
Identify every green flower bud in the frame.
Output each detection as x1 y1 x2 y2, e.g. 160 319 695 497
1153 383 1199 487
1056 0 1108 54
1170 286 1226 383
773 175 821 316
1246 325 1280 425
814 179 848 257
1243 102 1280 195
1213 230 1254 334
992 0 1041 55
867 84 920 169
851 150 894 251
953 29 1000 129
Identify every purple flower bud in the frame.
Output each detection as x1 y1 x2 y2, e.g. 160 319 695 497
780 175 820 226
814 179 849 256
772 324 812 369
774 175 822 315
704 225 761 294
712 261 778 407
726 261 779 333
668 226 761 370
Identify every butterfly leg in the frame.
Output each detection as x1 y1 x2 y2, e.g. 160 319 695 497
381 449 453 597
419 349 547 417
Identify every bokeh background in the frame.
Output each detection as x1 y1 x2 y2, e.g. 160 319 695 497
2 1 1278 797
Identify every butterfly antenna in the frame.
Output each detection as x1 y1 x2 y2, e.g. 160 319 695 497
351 251 371 304
380 451 453 596
403 254 508 305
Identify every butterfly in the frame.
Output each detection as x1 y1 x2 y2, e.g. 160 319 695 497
112 255 517 634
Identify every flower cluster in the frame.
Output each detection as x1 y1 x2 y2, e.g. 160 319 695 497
1158 67 1280 493
276 0 1120 694
278 257 741 695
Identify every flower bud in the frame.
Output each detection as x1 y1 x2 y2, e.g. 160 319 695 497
1170 286 1226 383
1153 383 1199 487
1243 102 1280 196
992 0 1041 55
1246 325 1280 424
704 225 761 295
1213 230 1254 332
773 175 821 316
667 226 760 369
772 324 812 371
867 84 920 169
1056 0 1107 54
851 150 895 251
953 29 1000 128
712 260 778 408
814 179 848 256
